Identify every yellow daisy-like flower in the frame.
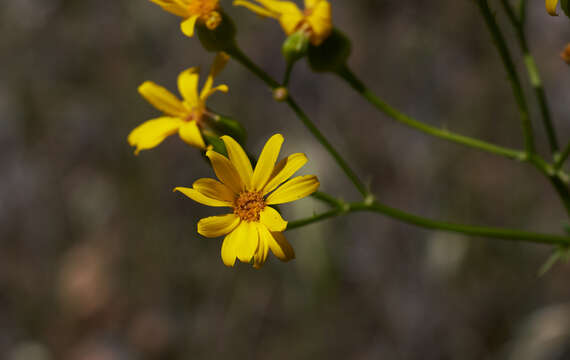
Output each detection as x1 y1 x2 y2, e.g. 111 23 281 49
234 0 332 46
128 53 229 154
546 0 559 15
175 134 320 268
148 0 223 37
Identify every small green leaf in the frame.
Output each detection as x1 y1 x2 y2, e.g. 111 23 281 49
539 251 562 276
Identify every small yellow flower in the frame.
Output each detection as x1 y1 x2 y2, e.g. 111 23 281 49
234 0 332 46
128 53 229 154
546 0 558 15
148 0 223 37
175 134 320 268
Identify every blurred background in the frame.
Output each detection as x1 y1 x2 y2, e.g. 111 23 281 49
1 0 570 359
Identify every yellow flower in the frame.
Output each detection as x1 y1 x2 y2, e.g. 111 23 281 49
546 0 559 15
174 134 320 268
234 0 332 46
148 0 223 37
128 53 229 154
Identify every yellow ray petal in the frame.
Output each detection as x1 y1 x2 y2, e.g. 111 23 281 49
127 117 183 155
546 0 559 15
206 150 244 194
279 12 305 35
200 53 230 100
252 0 302 16
198 214 241 238
251 134 284 191
266 175 319 205
193 178 236 203
148 0 189 17
181 14 199 37
177 67 200 108
221 230 239 266
259 206 287 232
200 84 229 102
264 228 295 261
304 0 320 9
174 187 233 207
253 223 270 268
178 120 206 149
306 0 332 45
263 153 307 195
233 222 259 263
138 82 186 117
221 136 253 189
233 0 280 18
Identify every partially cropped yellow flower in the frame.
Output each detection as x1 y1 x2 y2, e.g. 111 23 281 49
175 134 320 268
546 0 558 15
234 0 332 45
128 53 229 154
147 0 223 37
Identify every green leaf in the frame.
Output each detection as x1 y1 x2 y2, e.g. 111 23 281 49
539 245 570 276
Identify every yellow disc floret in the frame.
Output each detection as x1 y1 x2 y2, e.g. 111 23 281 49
234 191 266 222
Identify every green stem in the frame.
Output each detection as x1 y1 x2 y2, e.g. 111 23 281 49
477 0 536 155
555 142 570 171
227 44 370 198
226 45 280 88
499 0 559 154
287 195 570 246
284 97 369 197
337 66 525 161
312 191 346 208
283 61 295 87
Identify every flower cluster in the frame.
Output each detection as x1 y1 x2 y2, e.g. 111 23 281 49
129 0 333 268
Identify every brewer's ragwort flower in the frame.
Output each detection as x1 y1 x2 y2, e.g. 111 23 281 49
128 53 229 154
147 0 223 37
175 134 320 268
234 0 332 45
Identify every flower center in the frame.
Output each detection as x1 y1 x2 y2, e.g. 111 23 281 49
187 0 220 18
234 191 266 222
185 107 204 124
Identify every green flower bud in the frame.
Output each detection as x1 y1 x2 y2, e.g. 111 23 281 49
205 113 247 145
203 131 228 156
282 31 310 64
307 28 351 73
196 11 236 52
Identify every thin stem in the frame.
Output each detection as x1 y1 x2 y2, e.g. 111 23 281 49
499 0 559 154
283 61 294 87
284 97 370 197
226 45 280 88
287 195 570 247
526 154 570 214
477 0 536 155
337 66 526 161
227 44 370 197
312 191 346 208
555 142 570 171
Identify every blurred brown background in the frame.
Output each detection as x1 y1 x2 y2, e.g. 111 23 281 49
1 0 570 359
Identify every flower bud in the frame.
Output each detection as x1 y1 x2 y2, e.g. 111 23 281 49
282 31 310 64
307 28 351 73
196 11 237 52
202 132 228 156
205 113 247 144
